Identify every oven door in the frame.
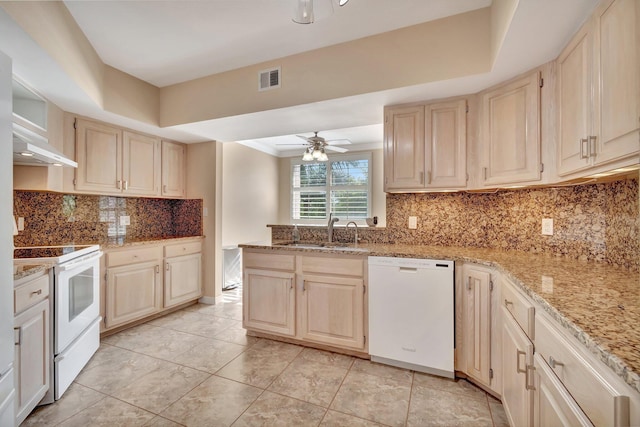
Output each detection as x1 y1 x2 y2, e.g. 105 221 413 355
54 251 102 354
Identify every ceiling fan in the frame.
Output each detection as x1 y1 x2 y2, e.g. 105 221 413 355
292 0 350 24
277 131 350 161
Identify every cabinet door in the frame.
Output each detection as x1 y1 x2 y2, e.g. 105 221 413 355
533 354 593 427
482 72 541 185
463 265 492 387
592 0 640 165
243 268 295 336
299 274 365 350
161 140 186 198
425 99 467 188
557 25 593 176
122 131 160 196
75 119 122 194
165 253 202 308
14 299 49 426
384 105 425 191
106 261 162 328
502 307 533 427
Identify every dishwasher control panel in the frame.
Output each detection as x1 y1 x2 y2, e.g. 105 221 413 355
368 256 453 270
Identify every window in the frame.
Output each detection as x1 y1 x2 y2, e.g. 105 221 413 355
291 153 371 223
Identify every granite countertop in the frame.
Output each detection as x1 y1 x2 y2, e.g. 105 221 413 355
101 235 204 249
240 241 640 394
13 263 52 281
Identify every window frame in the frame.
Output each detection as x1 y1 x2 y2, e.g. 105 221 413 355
290 152 372 225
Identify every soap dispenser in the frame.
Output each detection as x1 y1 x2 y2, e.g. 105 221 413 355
292 224 300 243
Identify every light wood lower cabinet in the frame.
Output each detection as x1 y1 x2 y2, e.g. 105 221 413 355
242 249 367 354
13 271 50 426
106 260 162 328
102 239 203 331
299 274 364 350
244 268 296 336
502 305 534 427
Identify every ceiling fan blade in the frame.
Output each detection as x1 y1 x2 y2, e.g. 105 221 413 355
275 143 310 146
296 135 310 141
325 145 348 153
325 139 351 145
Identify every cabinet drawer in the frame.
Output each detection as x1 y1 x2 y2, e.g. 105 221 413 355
501 277 535 340
14 273 49 314
244 252 295 271
106 246 163 267
301 256 364 277
535 314 630 426
165 241 202 258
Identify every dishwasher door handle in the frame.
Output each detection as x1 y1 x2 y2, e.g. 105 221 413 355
399 267 418 273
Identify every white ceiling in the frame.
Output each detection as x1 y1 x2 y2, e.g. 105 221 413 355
1 0 598 157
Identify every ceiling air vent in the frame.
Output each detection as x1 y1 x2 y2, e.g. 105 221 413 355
259 67 280 91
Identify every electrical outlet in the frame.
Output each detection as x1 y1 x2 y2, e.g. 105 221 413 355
120 215 131 226
203 207 209 217
408 216 417 229
541 218 553 235
541 275 554 293
17 217 24 231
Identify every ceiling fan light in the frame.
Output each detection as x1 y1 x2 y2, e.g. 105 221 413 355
302 148 314 161
293 0 314 24
318 148 329 161
312 147 322 159
338 0 349 6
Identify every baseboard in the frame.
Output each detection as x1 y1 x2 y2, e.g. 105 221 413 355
198 295 217 305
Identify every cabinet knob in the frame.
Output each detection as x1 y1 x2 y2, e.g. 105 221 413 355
31 289 42 296
504 299 513 307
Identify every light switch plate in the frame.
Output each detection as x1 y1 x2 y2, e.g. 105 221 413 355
120 215 131 226
541 218 553 235
17 217 24 231
408 216 417 229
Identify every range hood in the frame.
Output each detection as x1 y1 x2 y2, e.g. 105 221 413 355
12 123 77 168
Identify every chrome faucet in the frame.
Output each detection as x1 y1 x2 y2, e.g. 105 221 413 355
327 213 340 242
346 221 358 246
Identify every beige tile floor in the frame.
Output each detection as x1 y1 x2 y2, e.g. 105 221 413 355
25 288 509 426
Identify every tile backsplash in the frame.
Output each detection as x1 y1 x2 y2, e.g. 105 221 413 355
272 177 639 271
13 191 202 246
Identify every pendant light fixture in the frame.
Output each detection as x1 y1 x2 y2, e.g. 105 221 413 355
293 0 314 24
302 143 329 162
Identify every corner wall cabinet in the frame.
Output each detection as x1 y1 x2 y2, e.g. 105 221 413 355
13 271 50 426
384 98 467 192
243 249 368 355
102 238 203 332
73 118 187 198
557 0 640 176
480 71 542 186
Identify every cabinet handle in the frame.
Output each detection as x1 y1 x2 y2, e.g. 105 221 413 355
548 356 564 369
580 138 589 159
516 350 527 374
302 280 306 292
290 279 294 290
483 167 487 181
504 299 513 308
526 365 536 391
467 277 471 290
124 180 129 190
31 289 42 296
588 135 597 157
14 327 20 345
166 263 170 271
155 265 160 274
426 171 432 185
419 172 424 184
117 180 122 189
163 185 168 193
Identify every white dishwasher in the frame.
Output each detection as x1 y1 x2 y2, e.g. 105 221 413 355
368 256 454 378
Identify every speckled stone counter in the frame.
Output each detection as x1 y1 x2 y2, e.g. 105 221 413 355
101 235 204 249
240 241 640 393
13 263 52 281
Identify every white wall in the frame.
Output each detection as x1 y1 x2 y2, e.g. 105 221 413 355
277 148 386 227
222 143 280 246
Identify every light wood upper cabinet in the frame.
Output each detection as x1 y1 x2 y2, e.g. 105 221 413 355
481 71 542 186
75 119 122 194
558 0 639 176
162 140 186 198
384 105 425 191
384 100 467 192
425 99 467 188
122 131 161 196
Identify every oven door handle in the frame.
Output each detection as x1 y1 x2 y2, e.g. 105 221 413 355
57 251 103 271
